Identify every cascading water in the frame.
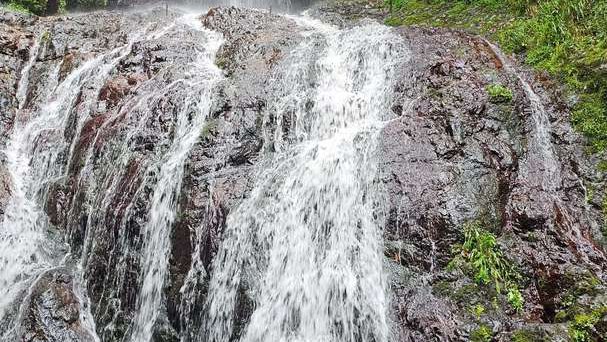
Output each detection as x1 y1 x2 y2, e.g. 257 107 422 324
485 41 561 191
1 5 410 341
203 19 407 342
0 11 222 341
128 15 223 342
0 35 137 338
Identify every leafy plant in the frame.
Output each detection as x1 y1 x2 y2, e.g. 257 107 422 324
449 222 524 312
470 324 493 342
507 286 524 313
470 303 486 319
486 83 513 103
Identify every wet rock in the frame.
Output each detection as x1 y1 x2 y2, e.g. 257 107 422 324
167 7 304 335
98 75 131 107
19 268 95 342
379 25 607 340
2 4 606 342
0 160 11 216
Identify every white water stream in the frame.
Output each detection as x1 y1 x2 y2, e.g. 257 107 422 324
203 19 407 342
0 13 222 342
0 36 137 339
128 15 223 342
485 41 561 191
0 7 410 342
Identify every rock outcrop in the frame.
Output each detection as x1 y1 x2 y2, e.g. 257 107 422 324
378 25 607 341
20 268 96 342
0 4 605 342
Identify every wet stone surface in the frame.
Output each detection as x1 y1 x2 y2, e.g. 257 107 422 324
0 4 606 342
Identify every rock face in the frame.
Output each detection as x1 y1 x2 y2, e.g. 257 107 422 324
377 26 607 341
20 268 96 342
0 4 606 342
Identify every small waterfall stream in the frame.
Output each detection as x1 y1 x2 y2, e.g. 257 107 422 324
129 15 223 342
203 19 407 342
485 41 561 191
0 37 138 338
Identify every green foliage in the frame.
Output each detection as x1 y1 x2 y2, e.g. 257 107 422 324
386 0 607 158
4 1 34 13
554 271 603 323
507 286 524 313
498 0 607 152
6 0 46 15
384 0 519 35
569 306 607 342
487 83 513 103
469 303 486 319
3 0 101 15
470 324 493 342
451 222 507 291
512 330 535 342
384 16 404 26
449 222 524 312
66 0 106 10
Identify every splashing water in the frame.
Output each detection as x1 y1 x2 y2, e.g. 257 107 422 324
0 13 223 341
203 19 408 342
128 15 223 342
0 33 139 337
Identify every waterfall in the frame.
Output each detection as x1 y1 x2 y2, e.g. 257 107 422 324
0 33 137 338
0 11 222 341
128 15 223 342
484 40 561 191
203 19 407 342
1 6 410 341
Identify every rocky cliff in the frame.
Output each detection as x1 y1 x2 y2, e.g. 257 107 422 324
0 4 606 342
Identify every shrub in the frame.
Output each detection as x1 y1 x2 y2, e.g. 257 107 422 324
6 0 46 14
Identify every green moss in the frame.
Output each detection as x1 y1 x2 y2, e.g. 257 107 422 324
553 271 604 323
512 330 532 342
469 303 486 319
432 280 453 297
471 324 493 342
41 30 51 43
512 329 548 342
569 306 607 342
384 0 519 35
452 283 481 303
583 181 595 204
487 84 514 103
384 16 404 26
215 57 228 70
